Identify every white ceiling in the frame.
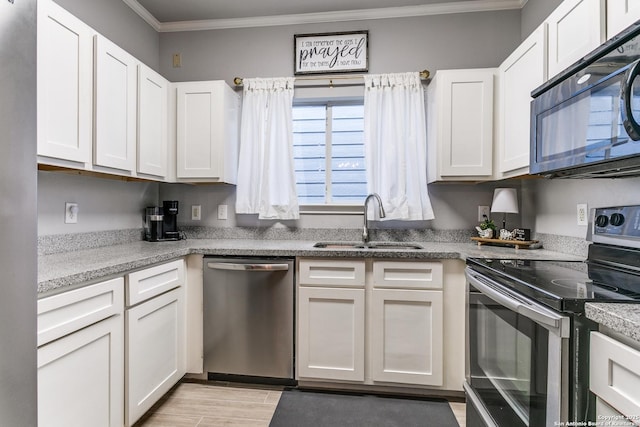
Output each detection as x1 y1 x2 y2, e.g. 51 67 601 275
122 0 528 32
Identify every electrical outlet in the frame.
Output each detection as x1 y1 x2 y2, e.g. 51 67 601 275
478 205 491 222
577 203 588 226
191 205 201 221
65 202 78 224
218 204 228 220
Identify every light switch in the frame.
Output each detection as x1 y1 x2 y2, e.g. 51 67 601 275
218 205 228 220
191 205 201 221
172 53 182 68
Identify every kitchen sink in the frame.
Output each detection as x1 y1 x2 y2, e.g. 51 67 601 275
313 242 423 250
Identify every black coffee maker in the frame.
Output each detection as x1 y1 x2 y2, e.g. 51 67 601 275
144 201 181 242
162 201 179 240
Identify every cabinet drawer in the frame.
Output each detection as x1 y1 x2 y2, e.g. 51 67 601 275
298 259 365 287
373 261 443 289
590 332 640 419
37 277 124 347
127 259 185 306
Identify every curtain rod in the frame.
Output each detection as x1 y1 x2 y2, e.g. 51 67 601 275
233 69 430 87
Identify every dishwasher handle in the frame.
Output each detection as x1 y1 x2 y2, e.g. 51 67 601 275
207 262 290 272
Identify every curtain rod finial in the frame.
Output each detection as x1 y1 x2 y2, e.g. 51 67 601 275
233 77 243 86
419 70 430 80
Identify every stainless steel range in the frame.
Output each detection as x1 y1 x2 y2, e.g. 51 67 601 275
464 205 640 427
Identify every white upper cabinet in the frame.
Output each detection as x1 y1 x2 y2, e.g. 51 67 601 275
497 24 547 177
137 64 168 178
607 1 640 39
427 68 495 182
94 35 138 173
546 0 605 78
175 81 240 183
37 0 93 165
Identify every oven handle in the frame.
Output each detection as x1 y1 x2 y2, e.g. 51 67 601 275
466 268 569 337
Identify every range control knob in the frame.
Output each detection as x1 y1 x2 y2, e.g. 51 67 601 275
595 214 609 227
610 213 625 227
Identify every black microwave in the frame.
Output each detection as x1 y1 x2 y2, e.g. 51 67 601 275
530 23 640 178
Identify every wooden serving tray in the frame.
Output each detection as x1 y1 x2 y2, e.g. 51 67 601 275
471 237 540 249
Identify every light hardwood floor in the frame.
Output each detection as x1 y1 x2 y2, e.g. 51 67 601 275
135 381 466 427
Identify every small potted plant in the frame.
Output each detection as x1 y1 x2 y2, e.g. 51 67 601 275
476 215 496 238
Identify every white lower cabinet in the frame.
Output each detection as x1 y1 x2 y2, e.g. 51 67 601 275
297 258 456 391
126 287 185 425
590 331 640 423
38 315 124 427
297 286 366 381
125 260 186 426
37 278 125 427
370 289 443 386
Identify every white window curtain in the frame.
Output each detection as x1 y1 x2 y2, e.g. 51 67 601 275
363 72 435 221
235 77 299 220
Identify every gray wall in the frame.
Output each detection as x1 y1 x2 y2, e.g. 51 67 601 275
43 2 631 243
159 181 516 231
0 0 37 424
156 10 523 233
53 0 160 70
528 178 640 239
38 172 159 235
159 11 521 85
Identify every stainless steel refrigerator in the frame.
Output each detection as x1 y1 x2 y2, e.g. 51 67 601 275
0 0 38 425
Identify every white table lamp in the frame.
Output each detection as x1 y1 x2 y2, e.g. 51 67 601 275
491 188 519 230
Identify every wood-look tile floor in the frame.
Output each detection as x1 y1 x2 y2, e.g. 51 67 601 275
134 381 466 427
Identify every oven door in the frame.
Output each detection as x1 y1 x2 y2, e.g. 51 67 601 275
465 268 570 427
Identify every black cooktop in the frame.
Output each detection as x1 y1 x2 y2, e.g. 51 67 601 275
466 257 640 313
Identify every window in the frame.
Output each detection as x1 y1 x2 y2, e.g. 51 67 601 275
293 103 367 205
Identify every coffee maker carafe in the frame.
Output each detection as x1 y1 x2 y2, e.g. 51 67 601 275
144 201 181 241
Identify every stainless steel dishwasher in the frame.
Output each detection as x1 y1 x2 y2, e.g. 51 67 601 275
203 257 295 384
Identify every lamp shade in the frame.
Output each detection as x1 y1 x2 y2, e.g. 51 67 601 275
491 188 519 214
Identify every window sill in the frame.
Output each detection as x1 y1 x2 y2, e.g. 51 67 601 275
299 205 364 215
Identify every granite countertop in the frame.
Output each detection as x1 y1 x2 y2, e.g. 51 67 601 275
38 238 584 295
585 303 640 343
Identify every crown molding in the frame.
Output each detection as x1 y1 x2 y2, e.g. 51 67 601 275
122 0 162 31
124 0 528 33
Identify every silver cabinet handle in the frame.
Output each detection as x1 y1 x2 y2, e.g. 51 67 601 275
465 267 569 337
207 262 289 272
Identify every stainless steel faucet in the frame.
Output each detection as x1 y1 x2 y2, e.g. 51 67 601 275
363 193 386 245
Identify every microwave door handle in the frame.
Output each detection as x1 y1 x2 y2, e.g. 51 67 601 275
621 59 640 141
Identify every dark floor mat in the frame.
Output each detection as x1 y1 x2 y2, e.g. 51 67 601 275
269 389 459 427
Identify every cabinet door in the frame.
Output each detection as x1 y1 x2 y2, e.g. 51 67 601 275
176 81 223 178
590 332 640 420
138 64 168 178
547 0 605 78
429 69 494 180
94 35 137 172
37 0 93 164
370 289 443 386
607 1 640 39
126 287 185 426
498 24 547 175
298 287 365 382
38 315 124 427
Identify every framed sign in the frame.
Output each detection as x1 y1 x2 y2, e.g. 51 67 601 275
294 31 368 75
